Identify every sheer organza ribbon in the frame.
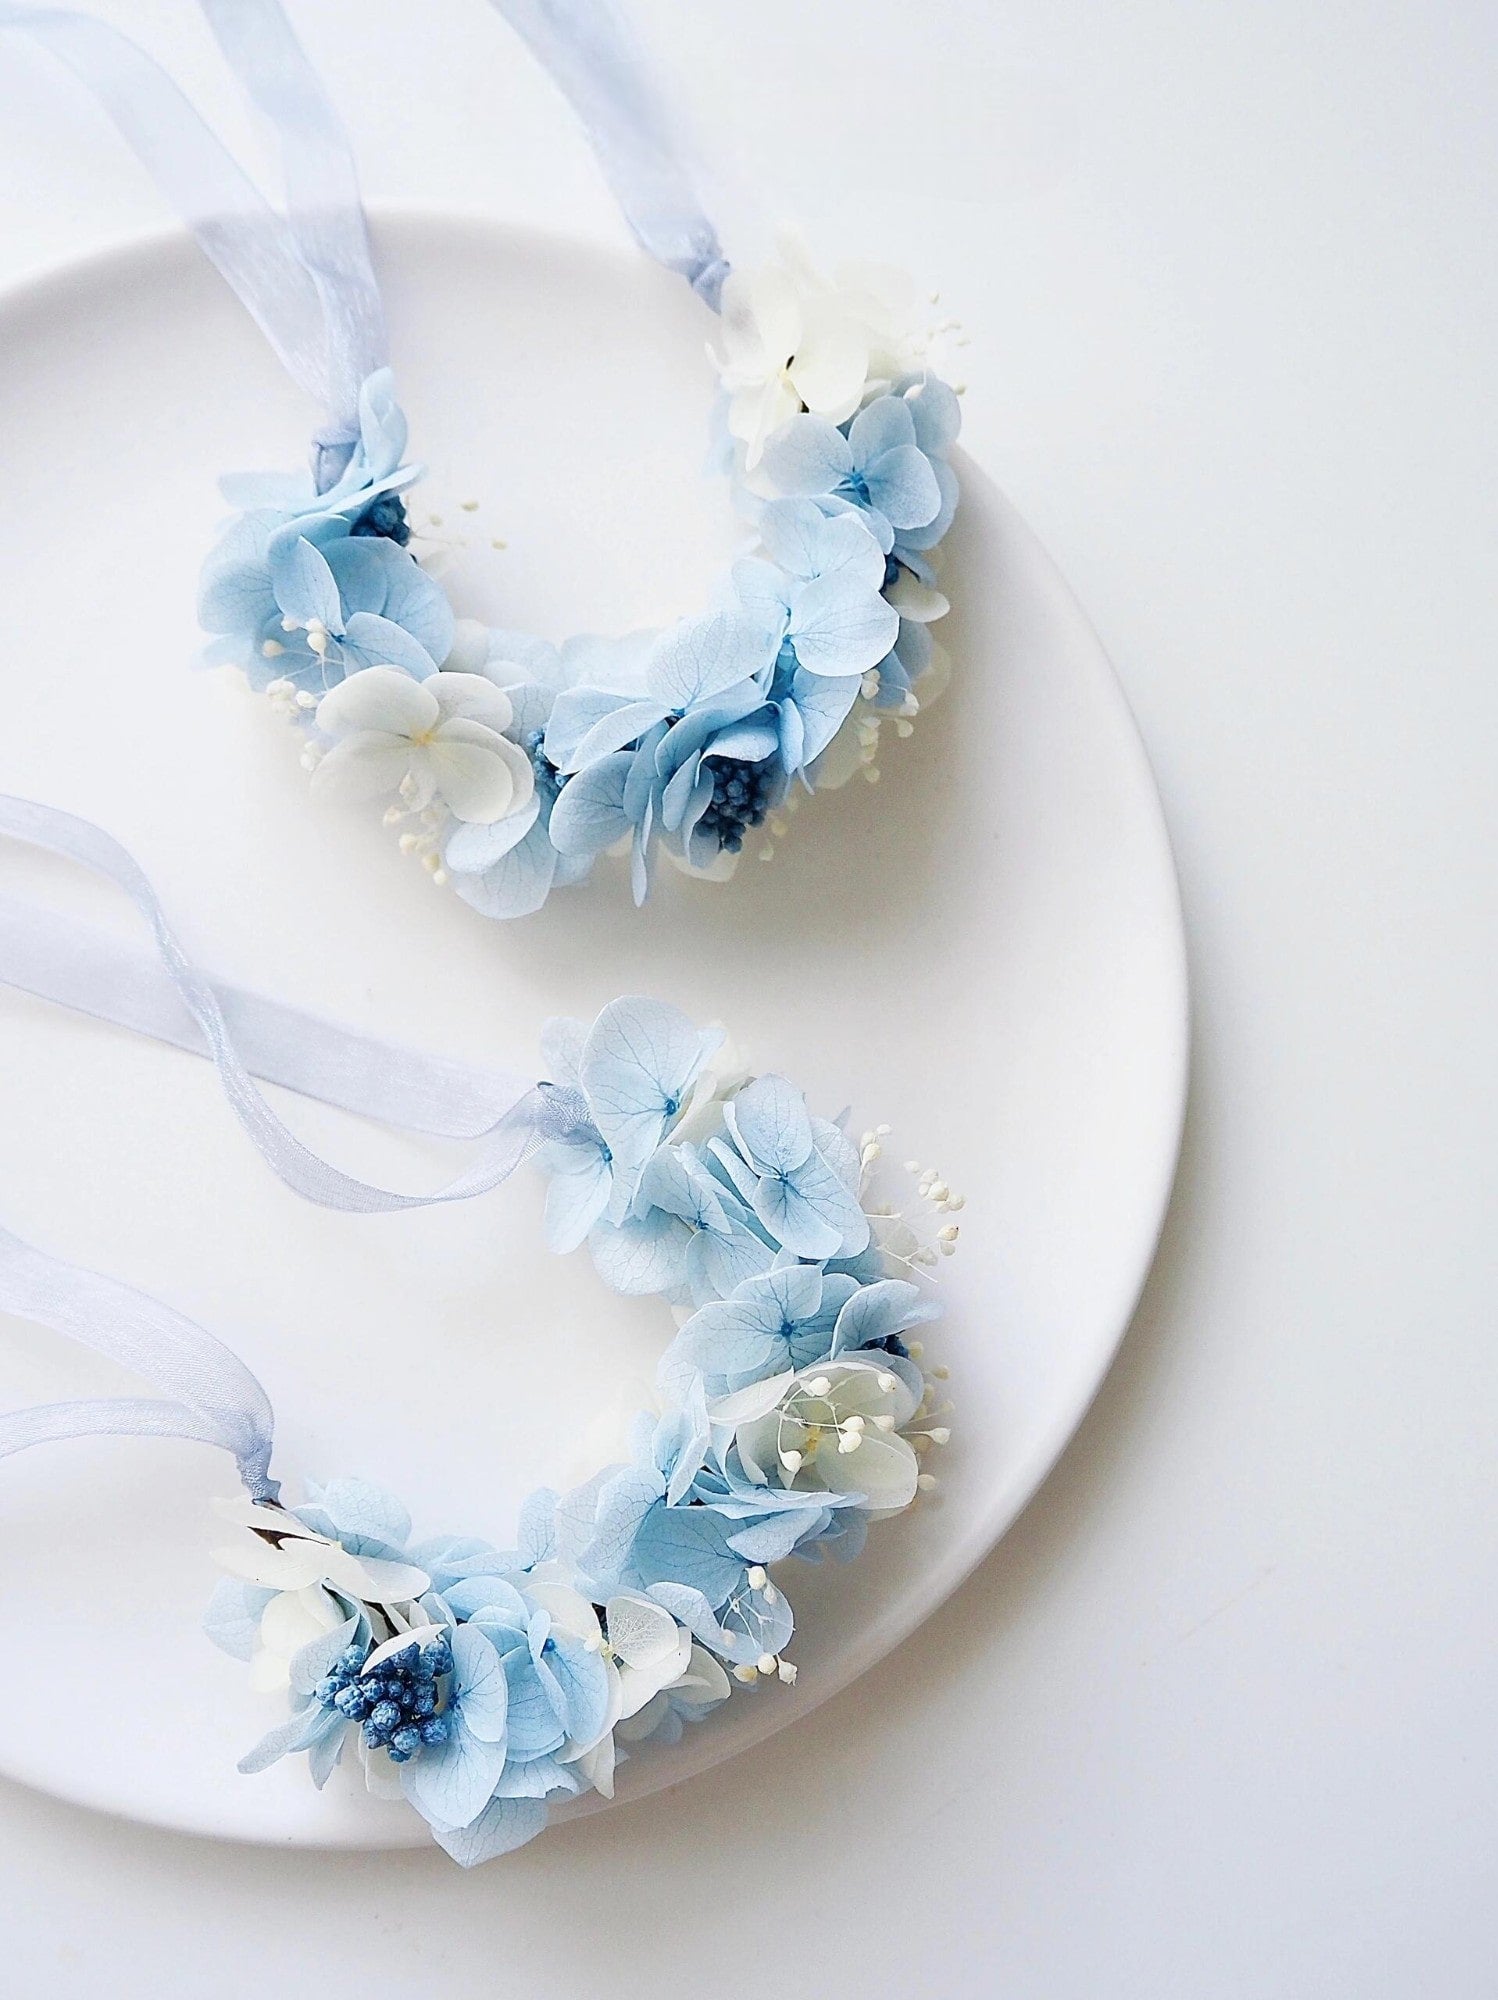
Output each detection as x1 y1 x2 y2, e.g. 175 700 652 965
0 0 727 475
485 0 728 305
0 795 595 1493
0 0 385 475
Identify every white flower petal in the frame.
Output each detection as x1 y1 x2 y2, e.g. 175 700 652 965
316 665 437 739
605 1592 684 1675
709 1372 796 1426
440 617 493 674
212 1539 330 1591
321 1548 431 1603
524 1579 603 1645
570 1732 617 1800
309 731 416 804
886 571 950 622
671 1644 732 1706
363 1624 446 1673
427 671 516 734
789 306 869 425
424 721 533 824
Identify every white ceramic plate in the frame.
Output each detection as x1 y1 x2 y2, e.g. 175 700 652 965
0 212 1186 1848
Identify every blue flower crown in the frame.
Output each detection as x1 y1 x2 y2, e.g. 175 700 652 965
199 237 963 918
205 998 961 1863
12 0 966 921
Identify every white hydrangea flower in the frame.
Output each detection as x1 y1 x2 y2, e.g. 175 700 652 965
210 1499 432 1693
730 1356 924 1513
310 667 535 825
711 232 934 467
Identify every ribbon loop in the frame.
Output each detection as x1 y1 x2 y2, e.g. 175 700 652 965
486 0 729 304
0 795 595 1212
0 0 385 436
0 1223 279 1500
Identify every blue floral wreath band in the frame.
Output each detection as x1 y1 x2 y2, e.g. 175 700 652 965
0 802 964 1866
5 0 964 922
202 255 963 920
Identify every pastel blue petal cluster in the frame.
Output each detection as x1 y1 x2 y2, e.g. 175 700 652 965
199 368 453 692
443 373 960 912
209 998 944 1865
532 998 872 1302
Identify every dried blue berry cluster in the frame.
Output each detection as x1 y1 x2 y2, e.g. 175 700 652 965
314 1638 454 1761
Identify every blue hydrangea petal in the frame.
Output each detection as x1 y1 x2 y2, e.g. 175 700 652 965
760 499 886 587
901 373 962 455
673 1304 786 1390
326 536 455 661
786 1272 861 1365
545 687 667 772
451 1625 509 1743
588 1211 693 1295
543 1141 614 1254
636 1146 730 1234
444 793 541 875
726 1074 816 1175
497 1646 567 1759
580 998 722 1179
431 1795 549 1866
547 752 634 857
786 668 861 767
202 1577 274 1662
863 444 943 532
516 1487 560 1567
647 610 781 709
631 1503 744 1608
579 1466 662 1586
492 1753 580 1799
356 367 409 474
538 1630 613 1747
896 456 959 552
269 533 344 633
830 1277 942 1354
198 510 276 633
539 1018 587 1088
485 631 564 683
788 572 900 678
760 412 853 495
848 394 918 461
753 1177 843 1260
686 1221 777 1305
307 1717 347 1789
238 1697 342 1775
725 1510 826 1563
730 557 794 626
339 612 439 680
450 813 560 920
751 1151 871 1261
299 1478 412 1549
288 1615 365 1697
402 1717 508 1830
757 498 841 579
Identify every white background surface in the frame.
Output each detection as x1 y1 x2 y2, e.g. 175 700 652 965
0 1 1492 1993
